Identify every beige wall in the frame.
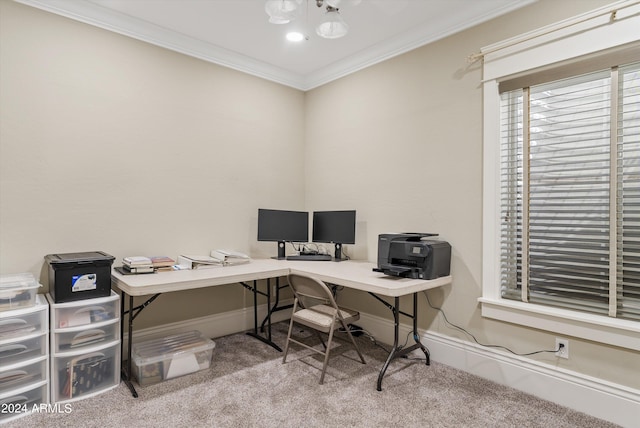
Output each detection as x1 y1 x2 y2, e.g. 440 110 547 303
0 0 305 326
304 0 639 390
1 0 637 391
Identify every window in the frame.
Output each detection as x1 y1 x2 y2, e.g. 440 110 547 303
480 1 640 350
499 63 640 321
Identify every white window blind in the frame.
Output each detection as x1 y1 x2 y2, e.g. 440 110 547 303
618 63 640 320
499 62 640 321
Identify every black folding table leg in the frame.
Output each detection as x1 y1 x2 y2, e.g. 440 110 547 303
260 277 293 333
412 292 429 365
120 292 161 398
377 296 401 391
370 292 430 391
123 293 138 398
244 279 283 352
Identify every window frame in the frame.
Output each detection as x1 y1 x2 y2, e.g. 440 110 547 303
480 1 640 351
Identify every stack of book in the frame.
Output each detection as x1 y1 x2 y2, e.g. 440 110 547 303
149 256 176 272
122 256 155 274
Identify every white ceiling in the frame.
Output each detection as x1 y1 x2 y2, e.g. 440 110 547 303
16 0 535 90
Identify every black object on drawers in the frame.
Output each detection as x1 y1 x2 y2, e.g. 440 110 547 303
45 252 115 303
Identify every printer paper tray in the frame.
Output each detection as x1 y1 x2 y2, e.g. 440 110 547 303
375 264 424 279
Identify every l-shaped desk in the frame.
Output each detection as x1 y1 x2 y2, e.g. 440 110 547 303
111 259 452 396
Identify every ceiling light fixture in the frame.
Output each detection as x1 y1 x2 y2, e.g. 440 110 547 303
265 0 358 39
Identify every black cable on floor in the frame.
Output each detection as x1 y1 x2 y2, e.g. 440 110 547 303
423 291 561 356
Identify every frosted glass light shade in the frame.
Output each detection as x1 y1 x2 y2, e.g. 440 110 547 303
316 9 348 39
326 0 362 7
265 0 301 24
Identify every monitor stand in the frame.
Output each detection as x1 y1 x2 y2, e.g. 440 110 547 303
333 243 343 262
272 241 286 260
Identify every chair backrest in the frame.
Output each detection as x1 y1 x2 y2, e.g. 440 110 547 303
287 273 338 311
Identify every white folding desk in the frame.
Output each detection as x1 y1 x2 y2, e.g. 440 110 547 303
281 259 451 296
113 259 289 296
112 259 452 395
112 259 290 397
273 259 452 390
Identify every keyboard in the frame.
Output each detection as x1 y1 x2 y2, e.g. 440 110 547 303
286 254 332 261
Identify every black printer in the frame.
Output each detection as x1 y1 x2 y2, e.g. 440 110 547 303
373 233 451 280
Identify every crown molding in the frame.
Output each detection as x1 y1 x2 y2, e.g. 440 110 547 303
304 0 537 90
13 0 536 91
13 0 307 89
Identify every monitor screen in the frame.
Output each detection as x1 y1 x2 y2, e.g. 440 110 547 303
257 209 309 243
312 210 356 244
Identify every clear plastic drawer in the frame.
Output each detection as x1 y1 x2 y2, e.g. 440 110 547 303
50 291 119 329
52 342 120 403
52 319 119 353
0 310 47 342
0 332 47 367
0 356 48 395
0 380 48 422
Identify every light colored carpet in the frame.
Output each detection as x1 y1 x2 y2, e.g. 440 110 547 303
6 323 618 428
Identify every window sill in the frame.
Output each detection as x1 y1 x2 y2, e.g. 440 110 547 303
478 297 640 351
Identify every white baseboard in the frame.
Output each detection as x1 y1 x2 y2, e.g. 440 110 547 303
356 313 640 428
122 305 638 428
122 298 294 349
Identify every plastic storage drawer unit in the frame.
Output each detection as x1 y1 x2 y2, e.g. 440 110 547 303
45 251 115 303
0 273 41 312
0 295 49 423
47 291 120 403
132 331 215 386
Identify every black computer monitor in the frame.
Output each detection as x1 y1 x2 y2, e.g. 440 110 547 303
312 210 356 261
258 208 309 259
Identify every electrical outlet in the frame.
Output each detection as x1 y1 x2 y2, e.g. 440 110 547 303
555 338 569 359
